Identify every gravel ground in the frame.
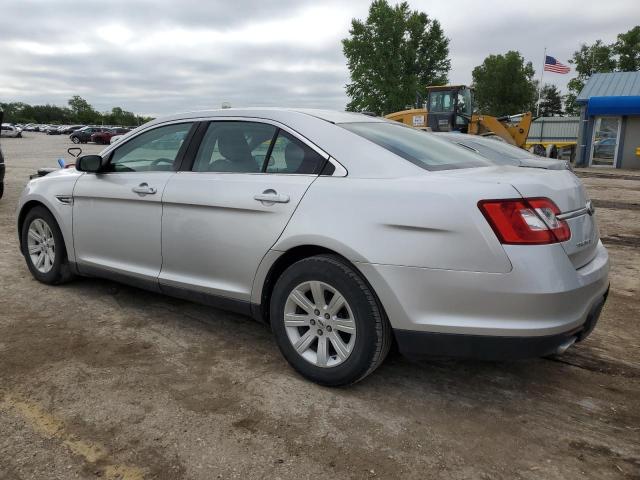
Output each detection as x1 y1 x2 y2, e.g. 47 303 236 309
1 133 639 480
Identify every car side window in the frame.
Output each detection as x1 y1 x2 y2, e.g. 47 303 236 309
265 130 326 174
108 123 193 173
192 122 276 173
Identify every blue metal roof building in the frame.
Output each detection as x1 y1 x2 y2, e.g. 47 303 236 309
576 72 640 169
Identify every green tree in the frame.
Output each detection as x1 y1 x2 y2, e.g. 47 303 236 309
103 106 140 126
1 98 151 126
538 84 563 116
342 0 450 115
471 51 536 117
564 40 617 115
614 25 640 71
68 95 100 124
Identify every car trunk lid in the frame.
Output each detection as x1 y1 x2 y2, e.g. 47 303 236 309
435 166 599 268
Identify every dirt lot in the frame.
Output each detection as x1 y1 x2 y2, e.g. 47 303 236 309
1 133 639 480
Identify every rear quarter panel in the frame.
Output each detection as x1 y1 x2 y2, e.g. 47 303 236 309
273 175 518 273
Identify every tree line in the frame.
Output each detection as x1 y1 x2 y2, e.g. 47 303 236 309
343 1 639 117
1 95 154 126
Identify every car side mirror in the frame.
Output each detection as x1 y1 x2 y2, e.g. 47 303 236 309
76 155 103 173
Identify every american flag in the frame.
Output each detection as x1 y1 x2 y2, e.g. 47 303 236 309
544 55 570 74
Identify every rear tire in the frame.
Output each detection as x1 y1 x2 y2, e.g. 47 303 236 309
270 254 391 386
21 206 74 285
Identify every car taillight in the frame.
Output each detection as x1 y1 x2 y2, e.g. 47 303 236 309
478 197 571 245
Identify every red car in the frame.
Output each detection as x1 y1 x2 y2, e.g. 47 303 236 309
90 127 130 145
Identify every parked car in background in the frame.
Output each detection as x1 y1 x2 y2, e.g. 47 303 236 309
0 116 4 198
1 124 22 138
16 109 609 386
45 126 62 135
437 133 572 170
0 142 4 199
60 125 85 134
593 138 616 159
70 126 105 144
90 127 130 145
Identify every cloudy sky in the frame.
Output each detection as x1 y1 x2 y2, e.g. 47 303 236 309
0 0 636 116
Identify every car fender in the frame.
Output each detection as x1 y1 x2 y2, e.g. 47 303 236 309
17 170 81 262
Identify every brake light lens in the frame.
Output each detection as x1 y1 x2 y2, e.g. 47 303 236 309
478 197 571 245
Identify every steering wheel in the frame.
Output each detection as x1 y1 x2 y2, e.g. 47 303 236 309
149 158 173 168
150 157 174 167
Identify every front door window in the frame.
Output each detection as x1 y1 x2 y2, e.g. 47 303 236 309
590 117 621 167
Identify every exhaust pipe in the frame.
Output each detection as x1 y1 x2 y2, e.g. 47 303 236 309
554 337 577 355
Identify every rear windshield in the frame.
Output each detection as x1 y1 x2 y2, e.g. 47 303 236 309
340 122 493 171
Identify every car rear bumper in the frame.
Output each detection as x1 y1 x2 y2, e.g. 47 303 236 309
357 241 609 359
394 287 608 360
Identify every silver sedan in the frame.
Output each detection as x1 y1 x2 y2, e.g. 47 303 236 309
17 109 609 386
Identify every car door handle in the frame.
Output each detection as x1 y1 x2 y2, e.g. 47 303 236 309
132 183 157 195
254 190 290 204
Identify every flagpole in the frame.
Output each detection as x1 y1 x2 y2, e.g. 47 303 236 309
536 47 546 117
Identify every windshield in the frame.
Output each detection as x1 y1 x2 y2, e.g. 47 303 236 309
340 122 493 171
429 91 453 113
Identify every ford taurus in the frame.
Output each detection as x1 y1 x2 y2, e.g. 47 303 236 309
17 109 609 386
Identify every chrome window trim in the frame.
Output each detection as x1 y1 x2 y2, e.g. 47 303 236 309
100 116 348 177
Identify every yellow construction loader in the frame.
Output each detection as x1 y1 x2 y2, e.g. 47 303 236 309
384 85 533 148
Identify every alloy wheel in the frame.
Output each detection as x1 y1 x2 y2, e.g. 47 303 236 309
27 218 56 273
283 281 357 368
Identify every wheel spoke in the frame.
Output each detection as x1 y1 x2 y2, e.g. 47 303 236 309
316 336 328 367
333 318 356 334
28 229 42 242
44 253 52 270
328 332 350 360
34 220 46 237
293 329 316 354
35 253 45 269
327 292 346 316
309 281 325 308
28 245 40 254
284 313 310 327
290 289 314 314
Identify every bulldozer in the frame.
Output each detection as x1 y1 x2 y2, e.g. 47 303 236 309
384 85 533 148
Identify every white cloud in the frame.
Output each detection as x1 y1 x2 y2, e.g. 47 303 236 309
0 0 636 116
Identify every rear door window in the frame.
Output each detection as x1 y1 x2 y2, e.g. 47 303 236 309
265 130 326 174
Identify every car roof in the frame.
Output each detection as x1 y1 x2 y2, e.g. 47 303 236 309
143 107 384 128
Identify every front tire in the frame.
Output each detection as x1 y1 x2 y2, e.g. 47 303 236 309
71 136 80 144
21 206 74 285
270 254 391 386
